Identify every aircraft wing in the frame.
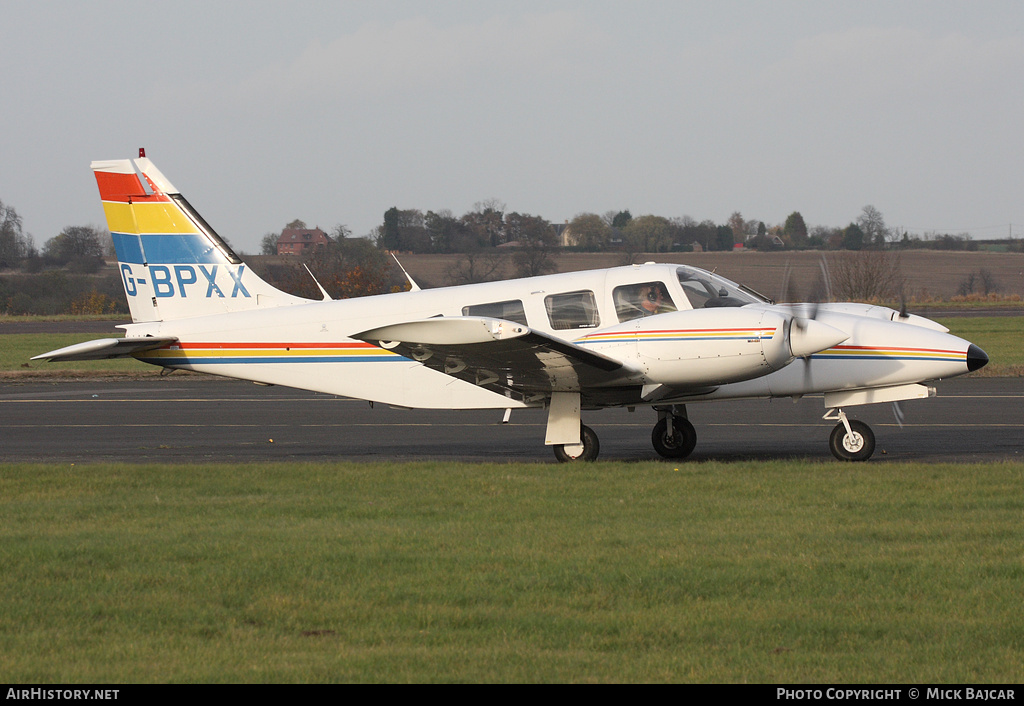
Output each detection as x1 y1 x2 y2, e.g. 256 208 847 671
353 317 642 398
32 337 178 362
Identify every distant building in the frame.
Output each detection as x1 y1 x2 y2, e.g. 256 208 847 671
277 227 330 256
555 221 575 247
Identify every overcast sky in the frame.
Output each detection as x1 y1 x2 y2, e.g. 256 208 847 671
2 0 1022 253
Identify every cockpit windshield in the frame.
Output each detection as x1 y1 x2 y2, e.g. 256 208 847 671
676 266 767 309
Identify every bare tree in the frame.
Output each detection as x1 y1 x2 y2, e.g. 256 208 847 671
827 250 906 303
0 198 31 268
507 212 557 278
43 225 106 272
857 205 889 249
445 250 508 285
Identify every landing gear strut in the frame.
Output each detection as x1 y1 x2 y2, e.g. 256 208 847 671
652 405 697 459
825 408 875 462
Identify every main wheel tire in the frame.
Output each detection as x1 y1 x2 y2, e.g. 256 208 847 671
553 424 600 462
652 417 697 459
829 420 875 462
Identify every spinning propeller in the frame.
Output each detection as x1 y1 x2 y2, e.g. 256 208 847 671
779 256 843 385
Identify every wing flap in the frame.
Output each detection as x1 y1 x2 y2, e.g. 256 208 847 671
353 317 640 396
32 337 178 362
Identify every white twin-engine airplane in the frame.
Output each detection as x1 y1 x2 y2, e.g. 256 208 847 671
35 153 989 462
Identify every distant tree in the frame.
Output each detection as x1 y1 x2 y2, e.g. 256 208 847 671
379 207 402 250
666 216 694 250
842 222 866 251
43 226 105 272
857 205 888 248
379 208 430 252
0 198 30 268
810 225 842 249
622 215 673 258
462 200 506 248
445 250 508 285
97 229 115 258
783 211 809 248
747 232 775 251
728 211 747 244
828 250 906 303
507 212 557 278
260 232 279 255
425 210 469 253
715 225 735 251
926 232 976 251
270 237 403 299
567 213 611 251
610 210 633 229
286 219 308 230
691 219 720 252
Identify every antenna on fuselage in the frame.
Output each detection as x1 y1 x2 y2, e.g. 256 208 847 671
303 264 333 301
391 253 421 292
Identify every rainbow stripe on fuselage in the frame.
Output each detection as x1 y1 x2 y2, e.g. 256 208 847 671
577 326 777 345
812 344 966 364
135 341 403 366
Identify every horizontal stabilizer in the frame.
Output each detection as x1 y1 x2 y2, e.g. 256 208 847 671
32 337 177 362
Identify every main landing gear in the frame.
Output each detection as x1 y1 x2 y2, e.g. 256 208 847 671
551 404 698 463
548 400 877 463
651 405 696 459
552 424 600 462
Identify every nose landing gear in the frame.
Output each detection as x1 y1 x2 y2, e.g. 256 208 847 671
825 408 875 461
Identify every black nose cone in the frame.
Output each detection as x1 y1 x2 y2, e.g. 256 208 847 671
967 344 989 372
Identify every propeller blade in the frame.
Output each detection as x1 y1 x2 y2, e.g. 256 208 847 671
898 284 909 319
779 261 793 304
819 256 833 303
792 301 819 330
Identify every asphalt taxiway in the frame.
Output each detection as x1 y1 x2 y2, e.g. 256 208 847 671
1 376 1020 464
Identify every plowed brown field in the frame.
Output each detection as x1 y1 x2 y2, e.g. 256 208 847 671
397 250 1024 304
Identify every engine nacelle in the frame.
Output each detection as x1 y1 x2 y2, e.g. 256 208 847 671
579 308 801 386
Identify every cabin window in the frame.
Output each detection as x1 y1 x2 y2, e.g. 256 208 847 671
613 282 677 322
544 290 600 330
462 299 528 326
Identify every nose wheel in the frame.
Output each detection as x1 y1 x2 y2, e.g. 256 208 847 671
825 409 875 462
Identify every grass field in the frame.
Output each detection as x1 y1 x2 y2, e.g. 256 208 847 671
934 317 1024 376
3 333 158 376
2 460 1022 683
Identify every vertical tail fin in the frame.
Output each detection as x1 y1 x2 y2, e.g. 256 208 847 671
93 154 305 322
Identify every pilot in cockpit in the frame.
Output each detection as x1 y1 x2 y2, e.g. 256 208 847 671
615 282 677 321
639 283 669 315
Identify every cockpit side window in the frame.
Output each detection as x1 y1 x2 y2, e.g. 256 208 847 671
677 267 759 309
613 282 678 322
462 299 528 326
544 290 600 330
678 277 718 309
